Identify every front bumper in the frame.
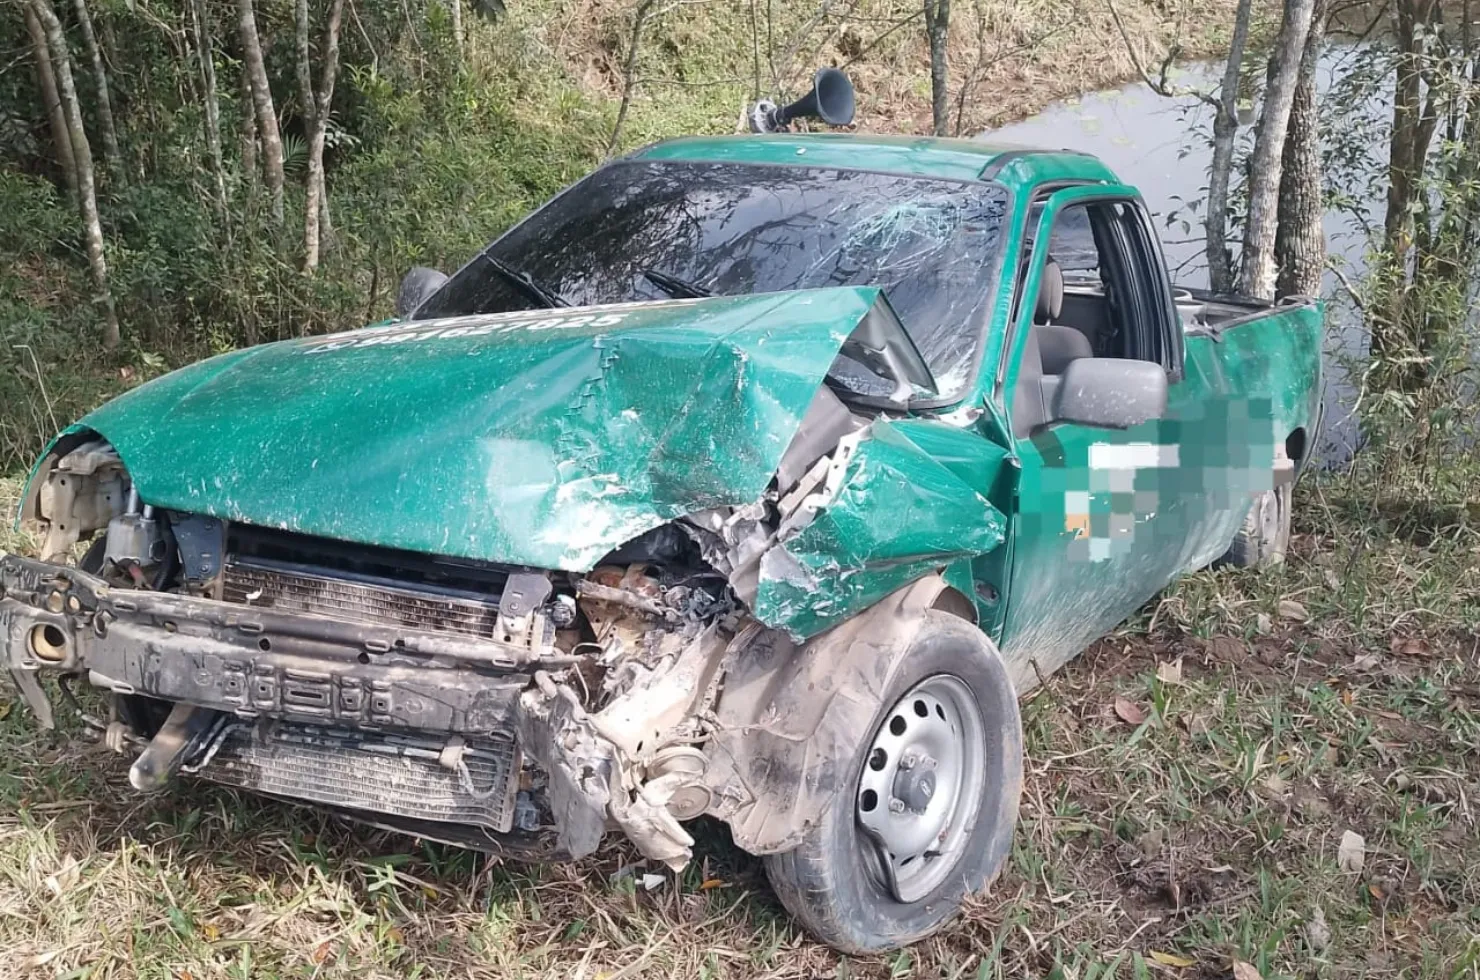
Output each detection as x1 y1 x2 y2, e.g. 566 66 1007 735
1 553 536 732
0 554 607 855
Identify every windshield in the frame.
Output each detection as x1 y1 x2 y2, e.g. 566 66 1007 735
415 160 1011 400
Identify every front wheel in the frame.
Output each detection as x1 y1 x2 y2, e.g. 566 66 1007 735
763 612 1022 954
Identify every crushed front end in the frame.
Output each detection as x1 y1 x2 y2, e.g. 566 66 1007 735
3 441 752 867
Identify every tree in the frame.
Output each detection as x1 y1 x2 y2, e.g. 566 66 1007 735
1236 0 1317 300
70 0 124 180
1204 0 1252 294
238 0 286 225
190 0 228 217
924 0 950 136
607 0 658 156
1274 0 1326 298
30 0 120 349
302 0 347 272
23 3 78 207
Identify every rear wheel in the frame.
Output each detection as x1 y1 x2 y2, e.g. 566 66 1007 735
763 612 1022 953
1224 481 1292 567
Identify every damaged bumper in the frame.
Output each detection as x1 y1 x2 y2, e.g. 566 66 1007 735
0 553 710 868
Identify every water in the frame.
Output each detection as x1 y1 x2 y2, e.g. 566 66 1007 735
985 47 1389 462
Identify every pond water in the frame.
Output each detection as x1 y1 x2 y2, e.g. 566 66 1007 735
984 47 1386 463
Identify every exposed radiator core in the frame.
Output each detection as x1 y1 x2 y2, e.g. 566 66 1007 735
199 723 521 833
222 558 502 639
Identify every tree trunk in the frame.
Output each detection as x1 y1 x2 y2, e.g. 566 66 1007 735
302 0 346 273
294 0 332 244
924 0 950 136
449 0 464 59
70 0 124 181
1274 0 1326 299
32 0 120 349
1373 0 1441 364
238 0 285 225
1235 0 1316 300
295 0 317 138
24 4 78 207
237 63 260 215
190 0 227 217
606 0 657 157
1204 0 1252 294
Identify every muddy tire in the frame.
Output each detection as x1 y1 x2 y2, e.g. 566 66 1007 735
763 612 1022 954
1224 481 1292 568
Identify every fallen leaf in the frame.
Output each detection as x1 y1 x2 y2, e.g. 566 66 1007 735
1367 882 1388 901
1278 599 1309 622
1262 773 1288 795
386 926 405 944
1338 829 1365 873
1137 827 1166 860
0 701 10 720
1232 961 1263 980
699 878 726 890
1256 613 1273 634
202 923 221 942
1149 950 1195 968
1114 697 1148 726
1389 636 1431 657
1323 569 1341 590
44 854 80 897
1305 905 1331 951
1351 653 1381 671
312 941 333 965
22 951 60 968
1156 659 1184 685
1208 635 1244 660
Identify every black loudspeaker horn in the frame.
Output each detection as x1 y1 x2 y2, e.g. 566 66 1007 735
773 68 856 129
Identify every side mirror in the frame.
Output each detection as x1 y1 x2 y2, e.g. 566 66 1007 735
1050 358 1168 429
395 266 449 318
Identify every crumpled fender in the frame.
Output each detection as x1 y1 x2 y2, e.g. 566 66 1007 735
704 573 968 854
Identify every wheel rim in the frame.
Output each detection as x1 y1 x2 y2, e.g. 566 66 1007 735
856 674 987 903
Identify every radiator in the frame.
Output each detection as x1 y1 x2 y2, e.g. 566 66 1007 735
199 722 521 833
221 559 502 639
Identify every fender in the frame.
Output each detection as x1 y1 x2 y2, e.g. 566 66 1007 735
704 573 994 854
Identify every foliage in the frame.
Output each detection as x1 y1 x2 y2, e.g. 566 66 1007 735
0 0 1252 471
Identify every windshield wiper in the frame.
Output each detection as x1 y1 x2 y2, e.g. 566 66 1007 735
482 254 569 308
641 268 712 299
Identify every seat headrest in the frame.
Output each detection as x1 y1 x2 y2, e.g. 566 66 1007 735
1035 258 1063 324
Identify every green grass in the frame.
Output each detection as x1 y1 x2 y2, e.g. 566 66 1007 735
3 465 1479 978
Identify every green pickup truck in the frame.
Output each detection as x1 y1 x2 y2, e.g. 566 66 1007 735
3 111 1321 951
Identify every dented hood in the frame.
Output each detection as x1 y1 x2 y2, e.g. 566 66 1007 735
61 288 909 569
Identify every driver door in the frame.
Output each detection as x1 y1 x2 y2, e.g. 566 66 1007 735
995 185 1202 688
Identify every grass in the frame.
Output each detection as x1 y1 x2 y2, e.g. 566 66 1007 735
3 463 1479 979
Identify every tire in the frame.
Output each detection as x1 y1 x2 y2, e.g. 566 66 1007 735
763 612 1023 954
1224 480 1292 568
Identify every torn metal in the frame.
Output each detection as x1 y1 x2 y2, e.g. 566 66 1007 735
4 291 1010 870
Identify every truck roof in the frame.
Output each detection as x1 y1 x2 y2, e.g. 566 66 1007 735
632 133 1120 188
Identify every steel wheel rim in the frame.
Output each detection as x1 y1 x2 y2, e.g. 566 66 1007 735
856 673 987 903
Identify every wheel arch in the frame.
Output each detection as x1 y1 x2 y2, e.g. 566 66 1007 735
705 573 1003 855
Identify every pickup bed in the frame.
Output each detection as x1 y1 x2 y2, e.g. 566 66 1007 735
3 131 1321 954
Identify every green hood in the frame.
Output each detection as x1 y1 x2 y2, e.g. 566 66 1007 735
65 288 900 570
